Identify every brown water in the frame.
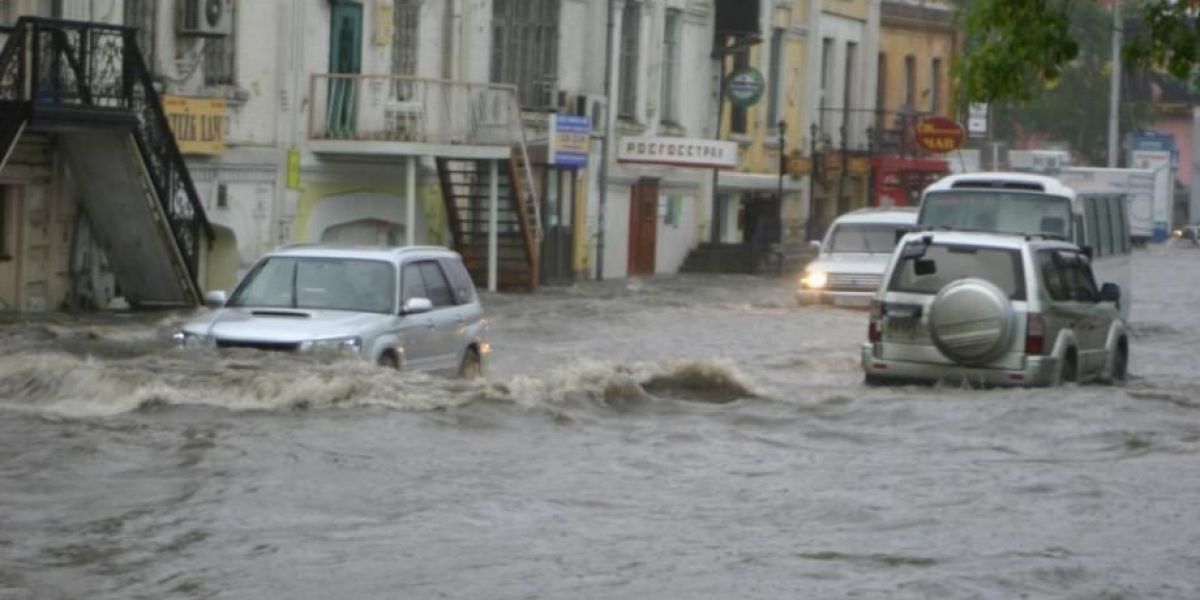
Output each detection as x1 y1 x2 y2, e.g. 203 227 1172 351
0 246 1198 599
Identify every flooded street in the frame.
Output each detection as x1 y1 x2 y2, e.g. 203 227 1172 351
1 247 1199 599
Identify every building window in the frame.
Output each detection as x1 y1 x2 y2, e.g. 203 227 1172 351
931 57 943 114
618 1 640 119
392 0 419 77
730 46 749 134
819 37 833 138
491 0 560 109
124 0 157 72
903 54 916 110
842 41 856 140
204 4 236 86
876 52 887 133
660 8 681 124
767 27 784 130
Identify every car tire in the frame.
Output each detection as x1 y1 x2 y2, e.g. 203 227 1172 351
459 346 483 380
377 351 400 370
1109 343 1128 384
1060 351 1078 385
863 373 888 387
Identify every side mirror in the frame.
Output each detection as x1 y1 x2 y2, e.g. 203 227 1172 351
204 290 228 309
914 258 938 276
1099 283 1120 304
401 297 434 315
808 240 822 252
894 228 913 244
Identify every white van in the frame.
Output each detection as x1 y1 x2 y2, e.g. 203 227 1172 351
917 172 1133 319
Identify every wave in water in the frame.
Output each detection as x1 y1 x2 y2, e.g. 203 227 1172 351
0 352 763 418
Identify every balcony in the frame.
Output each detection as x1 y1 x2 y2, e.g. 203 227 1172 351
308 74 526 158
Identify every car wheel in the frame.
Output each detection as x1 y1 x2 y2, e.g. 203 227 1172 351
1060 351 1078 385
1109 343 1128 384
377 351 400 370
863 373 888 387
459 347 483 380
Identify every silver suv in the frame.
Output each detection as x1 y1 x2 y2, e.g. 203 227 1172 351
862 231 1128 387
175 245 489 377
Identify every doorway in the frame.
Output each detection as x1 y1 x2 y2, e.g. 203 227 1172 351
742 193 781 267
327 2 363 137
540 167 576 284
627 178 659 277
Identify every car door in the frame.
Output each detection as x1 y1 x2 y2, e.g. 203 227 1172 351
1071 257 1118 374
1059 252 1109 375
415 260 460 371
398 261 438 370
439 255 482 355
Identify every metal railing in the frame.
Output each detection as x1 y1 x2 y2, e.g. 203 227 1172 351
309 73 541 241
309 73 527 146
0 17 213 295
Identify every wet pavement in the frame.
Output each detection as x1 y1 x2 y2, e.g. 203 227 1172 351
0 245 1198 599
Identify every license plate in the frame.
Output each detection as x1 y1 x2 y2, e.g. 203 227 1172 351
888 317 917 337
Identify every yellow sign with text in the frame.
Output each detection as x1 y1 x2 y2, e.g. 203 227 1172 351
163 95 226 155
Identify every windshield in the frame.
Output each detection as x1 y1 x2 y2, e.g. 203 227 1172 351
919 191 1074 239
888 243 1026 300
228 257 396 313
827 224 908 254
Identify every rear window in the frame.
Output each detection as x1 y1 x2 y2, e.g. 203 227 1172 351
919 190 1073 239
888 243 1026 300
826 223 908 254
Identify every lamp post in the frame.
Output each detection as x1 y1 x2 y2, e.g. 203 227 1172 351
777 120 787 274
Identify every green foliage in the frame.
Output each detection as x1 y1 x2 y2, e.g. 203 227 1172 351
953 0 1080 103
957 0 1200 103
1125 3 1200 80
965 0 1152 164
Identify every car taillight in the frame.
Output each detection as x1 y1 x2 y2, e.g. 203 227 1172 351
1025 313 1045 355
868 301 882 343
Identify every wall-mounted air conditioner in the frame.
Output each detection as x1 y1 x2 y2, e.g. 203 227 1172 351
178 0 234 37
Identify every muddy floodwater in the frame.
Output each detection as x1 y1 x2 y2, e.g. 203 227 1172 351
1 247 1198 599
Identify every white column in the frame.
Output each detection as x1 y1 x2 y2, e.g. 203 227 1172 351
488 159 499 292
405 156 416 246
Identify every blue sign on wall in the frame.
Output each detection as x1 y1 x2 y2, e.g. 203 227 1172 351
1130 130 1179 170
550 115 591 168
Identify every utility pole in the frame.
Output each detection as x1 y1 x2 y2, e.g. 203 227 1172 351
1108 0 1122 167
596 0 616 280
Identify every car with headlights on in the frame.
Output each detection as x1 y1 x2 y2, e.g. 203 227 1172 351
174 245 489 378
862 230 1129 387
798 207 918 307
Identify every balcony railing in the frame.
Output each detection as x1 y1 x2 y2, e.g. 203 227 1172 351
308 74 525 147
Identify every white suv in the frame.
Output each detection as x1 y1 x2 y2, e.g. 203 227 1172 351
175 245 490 377
798 208 918 307
862 231 1128 387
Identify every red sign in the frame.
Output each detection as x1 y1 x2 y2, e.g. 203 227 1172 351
913 116 966 153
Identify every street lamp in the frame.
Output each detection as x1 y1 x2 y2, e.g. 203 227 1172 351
777 120 787 273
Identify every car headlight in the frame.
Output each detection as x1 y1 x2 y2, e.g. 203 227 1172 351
802 270 828 289
173 331 213 348
301 336 363 355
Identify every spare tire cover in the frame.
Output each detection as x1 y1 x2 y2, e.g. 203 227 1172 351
928 278 1016 365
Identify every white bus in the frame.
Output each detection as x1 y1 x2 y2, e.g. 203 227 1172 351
916 172 1133 319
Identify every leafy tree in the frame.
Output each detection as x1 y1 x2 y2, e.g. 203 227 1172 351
981 0 1152 164
955 0 1199 103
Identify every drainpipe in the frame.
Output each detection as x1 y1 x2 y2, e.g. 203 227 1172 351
596 0 616 280
447 0 463 80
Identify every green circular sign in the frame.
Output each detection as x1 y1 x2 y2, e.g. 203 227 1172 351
726 67 765 108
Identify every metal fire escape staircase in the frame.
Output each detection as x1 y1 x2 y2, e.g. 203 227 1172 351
0 17 213 307
436 145 541 290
